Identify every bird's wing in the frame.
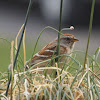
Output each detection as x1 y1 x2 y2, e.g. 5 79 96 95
25 41 67 68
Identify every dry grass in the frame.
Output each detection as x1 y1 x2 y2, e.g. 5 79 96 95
0 64 100 100
0 67 84 100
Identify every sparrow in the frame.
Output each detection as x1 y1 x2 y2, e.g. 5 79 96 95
25 33 78 69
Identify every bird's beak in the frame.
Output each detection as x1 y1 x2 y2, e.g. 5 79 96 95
73 38 79 42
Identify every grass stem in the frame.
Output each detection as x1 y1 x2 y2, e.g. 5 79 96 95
57 0 63 66
5 0 33 96
83 0 95 69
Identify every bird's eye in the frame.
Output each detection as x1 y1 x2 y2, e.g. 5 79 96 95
66 38 70 41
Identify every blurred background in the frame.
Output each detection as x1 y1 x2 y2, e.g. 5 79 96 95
0 0 100 71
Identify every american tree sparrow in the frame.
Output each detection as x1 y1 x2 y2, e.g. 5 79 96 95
25 33 78 69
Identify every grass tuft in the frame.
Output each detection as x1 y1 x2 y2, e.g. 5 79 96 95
0 30 100 99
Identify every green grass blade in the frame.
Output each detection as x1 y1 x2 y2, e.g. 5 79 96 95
84 0 95 69
5 0 33 96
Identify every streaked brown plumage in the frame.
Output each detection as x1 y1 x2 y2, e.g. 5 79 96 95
25 33 78 69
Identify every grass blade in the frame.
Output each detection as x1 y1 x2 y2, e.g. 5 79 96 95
84 0 95 69
5 0 33 96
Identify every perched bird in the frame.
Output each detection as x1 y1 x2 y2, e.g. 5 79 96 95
25 33 78 69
